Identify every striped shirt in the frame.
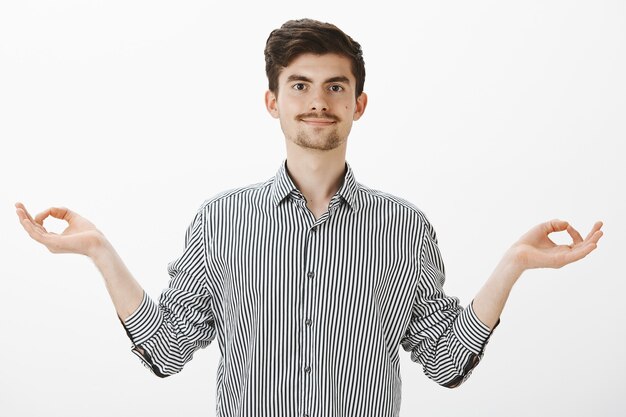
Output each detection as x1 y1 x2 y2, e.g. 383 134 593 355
123 159 498 417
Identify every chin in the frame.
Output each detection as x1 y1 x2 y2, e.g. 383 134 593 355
292 129 346 150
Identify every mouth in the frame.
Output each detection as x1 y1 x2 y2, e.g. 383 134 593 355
299 118 337 127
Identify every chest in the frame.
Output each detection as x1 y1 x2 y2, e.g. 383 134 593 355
210 213 419 333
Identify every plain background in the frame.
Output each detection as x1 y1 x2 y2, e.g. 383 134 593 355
1 1 624 416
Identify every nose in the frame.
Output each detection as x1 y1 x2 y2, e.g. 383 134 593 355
309 88 329 112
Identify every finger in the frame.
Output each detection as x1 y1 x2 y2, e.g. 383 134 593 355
15 202 35 223
587 230 604 245
559 233 603 266
20 217 69 254
550 243 594 268
564 242 598 265
33 206 74 225
545 219 569 234
584 221 603 241
566 224 584 245
48 207 75 222
16 211 48 236
15 207 30 223
20 217 51 245
34 208 53 225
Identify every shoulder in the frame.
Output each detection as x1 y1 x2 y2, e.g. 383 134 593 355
356 182 437 238
197 177 274 212
357 182 429 220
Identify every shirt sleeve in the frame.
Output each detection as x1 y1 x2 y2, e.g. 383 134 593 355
121 209 217 378
400 222 499 388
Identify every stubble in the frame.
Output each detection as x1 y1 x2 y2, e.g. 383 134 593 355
294 128 342 151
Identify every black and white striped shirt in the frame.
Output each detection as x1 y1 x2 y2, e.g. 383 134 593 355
123 159 497 417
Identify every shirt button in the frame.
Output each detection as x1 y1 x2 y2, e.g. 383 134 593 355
305 318 312 326
305 366 311 373
311 227 317 233
307 271 314 279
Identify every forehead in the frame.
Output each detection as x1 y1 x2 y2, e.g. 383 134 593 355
279 53 354 84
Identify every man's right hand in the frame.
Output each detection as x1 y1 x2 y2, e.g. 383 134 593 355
16 201 145 320
15 202 105 258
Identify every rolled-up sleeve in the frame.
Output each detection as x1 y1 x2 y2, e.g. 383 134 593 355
122 209 217 377
400 223 499 388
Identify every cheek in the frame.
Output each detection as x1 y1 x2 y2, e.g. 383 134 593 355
278 96 299 113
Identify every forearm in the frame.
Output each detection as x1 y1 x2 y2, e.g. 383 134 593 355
90 237 145 321
472 248 523 330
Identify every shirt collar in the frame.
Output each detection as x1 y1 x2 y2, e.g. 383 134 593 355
271 159 360 212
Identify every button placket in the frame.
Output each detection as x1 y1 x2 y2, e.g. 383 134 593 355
301 223 318 416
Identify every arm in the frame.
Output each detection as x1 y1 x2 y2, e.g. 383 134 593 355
16 202 217 376
401 218 603 388
472 219 604 329
401 222 495 388
15 202 144 320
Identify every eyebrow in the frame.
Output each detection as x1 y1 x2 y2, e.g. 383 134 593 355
285 74 351 85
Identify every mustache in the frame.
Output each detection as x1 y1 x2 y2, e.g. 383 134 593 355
296 112 340 122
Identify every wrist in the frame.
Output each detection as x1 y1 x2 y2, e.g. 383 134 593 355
507 244 534 274
495 247 526 286
87 232 113 263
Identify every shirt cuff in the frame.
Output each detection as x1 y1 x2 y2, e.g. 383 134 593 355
452 301 499 355
122 291 163 346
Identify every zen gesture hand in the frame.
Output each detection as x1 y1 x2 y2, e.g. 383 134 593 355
15 202 105 257
511 219 603 271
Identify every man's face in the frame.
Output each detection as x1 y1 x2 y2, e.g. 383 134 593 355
265 53 367 151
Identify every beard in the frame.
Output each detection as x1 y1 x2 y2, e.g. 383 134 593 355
290 111 345 151
293 128 343 151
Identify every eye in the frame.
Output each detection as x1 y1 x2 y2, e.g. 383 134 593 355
329 84 344 92
292 83 307 91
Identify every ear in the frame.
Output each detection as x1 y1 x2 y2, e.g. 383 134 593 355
265 90 280 119
352 92 368 121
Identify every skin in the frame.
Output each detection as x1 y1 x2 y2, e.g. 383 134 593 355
16 53 604 336
265 53 366 219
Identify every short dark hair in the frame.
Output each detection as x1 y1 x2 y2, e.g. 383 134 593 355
264 19 366 98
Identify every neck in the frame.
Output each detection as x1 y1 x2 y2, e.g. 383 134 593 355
284 141 347 208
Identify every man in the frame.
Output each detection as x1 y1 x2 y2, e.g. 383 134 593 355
16 18 603 417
